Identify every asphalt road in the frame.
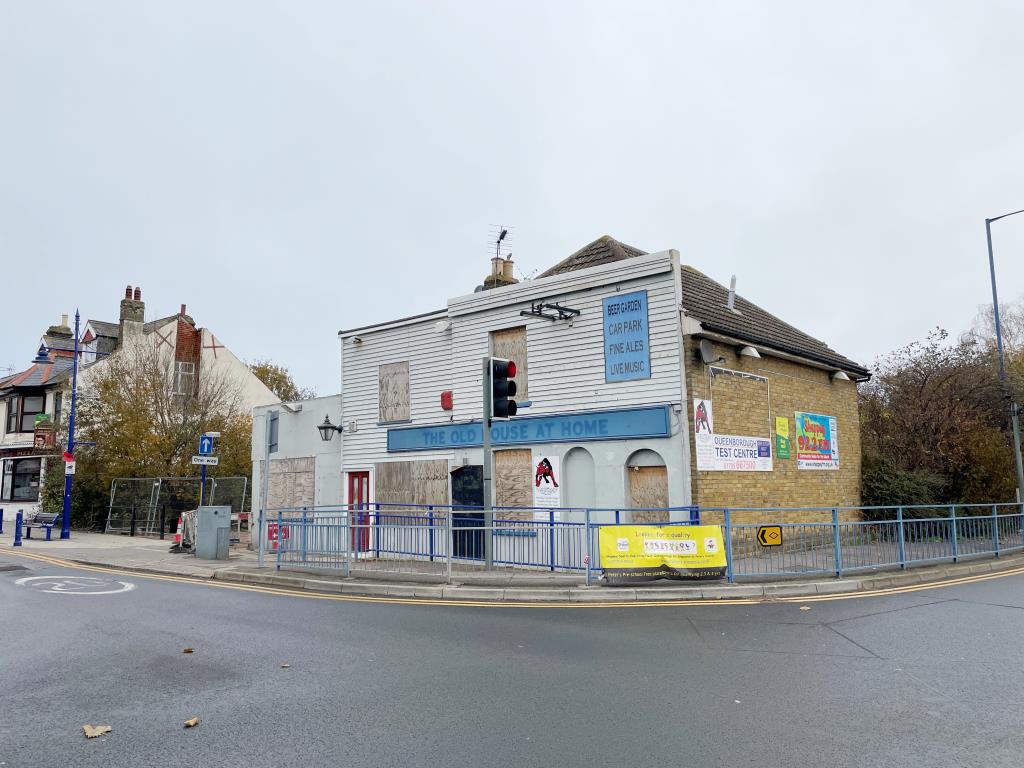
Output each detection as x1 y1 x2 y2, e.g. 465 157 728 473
2 553 1023 768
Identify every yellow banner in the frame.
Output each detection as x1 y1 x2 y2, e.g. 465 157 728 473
598 524 727 582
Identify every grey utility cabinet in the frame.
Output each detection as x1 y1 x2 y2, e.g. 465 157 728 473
195 506 231 560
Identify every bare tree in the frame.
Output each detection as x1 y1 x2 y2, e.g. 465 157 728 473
75 343 252 490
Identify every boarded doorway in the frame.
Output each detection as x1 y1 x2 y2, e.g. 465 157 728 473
628 449 668 523
495 449 533 521
451 465 483 559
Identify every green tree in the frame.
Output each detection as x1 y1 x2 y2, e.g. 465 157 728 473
859 328 1016 509
247 359 316 402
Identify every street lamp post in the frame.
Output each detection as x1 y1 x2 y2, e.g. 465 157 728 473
985 210 1024 504
60 310 80 539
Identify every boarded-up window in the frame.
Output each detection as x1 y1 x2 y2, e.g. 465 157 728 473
491 326 528 399
378 361 410 423
267 457 315 509
495 449 533 520
374 460 449 509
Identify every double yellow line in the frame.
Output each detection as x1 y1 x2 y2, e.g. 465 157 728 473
4 547 1023 609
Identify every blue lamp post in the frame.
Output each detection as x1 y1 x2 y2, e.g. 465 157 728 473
60 310 80 539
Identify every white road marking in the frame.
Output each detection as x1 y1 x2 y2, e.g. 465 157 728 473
14 575 136 595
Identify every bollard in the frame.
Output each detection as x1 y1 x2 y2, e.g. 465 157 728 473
0 507 4 535
14 510 23 547
159 506 166 540
130 504 137 537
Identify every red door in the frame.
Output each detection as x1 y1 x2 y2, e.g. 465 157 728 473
348 472 370 552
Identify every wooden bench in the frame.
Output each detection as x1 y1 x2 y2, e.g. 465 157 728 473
23 512 60 541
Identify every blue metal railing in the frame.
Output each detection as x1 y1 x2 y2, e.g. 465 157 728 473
268 502 1024 584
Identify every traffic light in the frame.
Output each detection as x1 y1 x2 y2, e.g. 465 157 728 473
490 358 517 420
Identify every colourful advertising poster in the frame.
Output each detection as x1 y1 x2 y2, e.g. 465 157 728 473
599 524 727 583
532 452 561 512
602 290 651 382
774 416 791 459
794 412 839 470
693 399 773 472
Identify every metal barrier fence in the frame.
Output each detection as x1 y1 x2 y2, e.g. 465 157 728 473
700 503 1024 582
263 502 1024 585
269 504 699 581
107 476 248 536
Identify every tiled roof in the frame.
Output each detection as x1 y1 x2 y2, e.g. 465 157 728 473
84 315 180 343
679 266 869 377
0 358 74 391
88 320 120 338
537 236 648 278
42 336 77 352
537 236 869 377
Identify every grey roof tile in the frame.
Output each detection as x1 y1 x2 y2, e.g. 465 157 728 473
537 236 869 377
537 235 648 278
679 266 869 377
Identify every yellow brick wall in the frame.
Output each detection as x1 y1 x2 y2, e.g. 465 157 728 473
685 338 861 524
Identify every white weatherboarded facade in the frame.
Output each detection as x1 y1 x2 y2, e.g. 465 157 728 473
336 250 694 521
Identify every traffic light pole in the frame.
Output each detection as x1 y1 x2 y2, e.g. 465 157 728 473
481 357 494 569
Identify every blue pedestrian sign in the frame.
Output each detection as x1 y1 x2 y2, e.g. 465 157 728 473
199 435 214 456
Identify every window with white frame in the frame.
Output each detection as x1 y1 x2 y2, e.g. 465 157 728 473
173 361 196 396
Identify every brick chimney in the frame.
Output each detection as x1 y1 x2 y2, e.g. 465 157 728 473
118 284 145 347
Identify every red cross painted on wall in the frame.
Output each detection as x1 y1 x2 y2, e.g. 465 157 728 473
154 327 174 349
203 336 224 359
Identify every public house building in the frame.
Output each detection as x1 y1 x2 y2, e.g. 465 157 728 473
327 236 869 522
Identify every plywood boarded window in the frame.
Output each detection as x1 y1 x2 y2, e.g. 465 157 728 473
374 460 449 509
267 457 315 509
378 361 410 423
709 367 770 437
495 449 533 520
491 326 528 399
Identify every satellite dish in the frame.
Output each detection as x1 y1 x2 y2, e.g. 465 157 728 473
699 339 717 364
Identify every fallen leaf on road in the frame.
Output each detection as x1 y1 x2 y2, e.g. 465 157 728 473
799 606 811 611
182 648 194 654
83 724 112 738
183 718 200 728
280 663 290 668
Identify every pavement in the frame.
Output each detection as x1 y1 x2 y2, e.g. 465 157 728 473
3 546 1024 767
2 529 1024 603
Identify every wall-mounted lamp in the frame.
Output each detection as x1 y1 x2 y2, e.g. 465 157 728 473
831 370 851 382
318 415 345 441
351 336 363 345
738 345 761 359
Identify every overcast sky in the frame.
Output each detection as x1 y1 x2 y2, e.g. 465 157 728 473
2 1 1022 394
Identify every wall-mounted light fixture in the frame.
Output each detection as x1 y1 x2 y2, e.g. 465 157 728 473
738 345 761 359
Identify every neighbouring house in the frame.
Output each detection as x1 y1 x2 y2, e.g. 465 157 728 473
78 285 280 412
321 235 869 524
0 316 76 521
